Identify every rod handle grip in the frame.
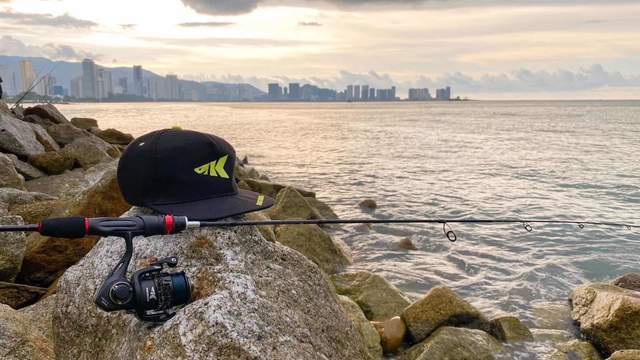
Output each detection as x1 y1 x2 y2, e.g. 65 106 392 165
39 217 87 238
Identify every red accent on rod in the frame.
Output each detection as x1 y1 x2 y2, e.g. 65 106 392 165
164 215 174 234
37 223 42 233
84 218 89 236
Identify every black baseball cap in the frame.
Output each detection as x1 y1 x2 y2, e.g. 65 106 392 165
117 129 273 220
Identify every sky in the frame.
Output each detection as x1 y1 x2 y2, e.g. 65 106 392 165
1 0 639 99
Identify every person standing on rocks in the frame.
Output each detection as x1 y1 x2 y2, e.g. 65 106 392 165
0 76 3 100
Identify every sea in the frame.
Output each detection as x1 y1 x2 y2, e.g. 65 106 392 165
58 101 640 358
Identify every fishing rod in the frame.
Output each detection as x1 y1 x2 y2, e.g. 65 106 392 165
11 64 56 110
1 214 635 323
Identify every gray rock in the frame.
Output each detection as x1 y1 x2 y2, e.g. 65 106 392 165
0 303 55 359
23 104 68 124
25 160 116 198
612 273 640 292
570 283 640 355
0 111 45 157
331 271 411 321
5 153 45 180
338 295 383 359
62 136 116 168
0 216 26 282
275 224 351 274
550 340 602 360
267 186 322 220
52 207 369 360
243 178 316 198
23 114 55 128
46 123 89 145
19 294 56 341
0 188 57 215
94 128 134 145
608 350 640 359
26 122 60 152
0 153 25 189
359 199 378 210
70 117 98 129
404 326 503 360
305 197 339 220
488 315 533 342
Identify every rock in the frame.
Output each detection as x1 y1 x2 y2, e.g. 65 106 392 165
608 350 640 359
331 271 411 321
403 327 502 360
94 128 134 145
11 104 24 119
0 153 25 189
612 273 640 292
19 294 56 341
0 188 57 214
530 328 575 343
550 340 603 360
28 150 75 175
18 165 130 286
25 160 116 198
275 224 351 274
26 122 60 151
243 178 315 198
305 196 339 220
70 117 98 129
0 282 47 309
62 136 116 168
46 123 88 145
241 155 249 164
0 303 55 359
52 207 369 360
23 114 55 128
0 216 27 282
9 199 61 224
243 211 276 242
268 186 322 220
570 283 640 355
338 295 383 359
0 101 8 113
401 285 485 343
359 199 378 210
396 237 418 250
5 153 44 180
23 104 68 124
0 111 45 157
371 316 406 354
488 315 533 342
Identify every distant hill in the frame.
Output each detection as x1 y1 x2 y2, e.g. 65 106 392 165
0 55 265 100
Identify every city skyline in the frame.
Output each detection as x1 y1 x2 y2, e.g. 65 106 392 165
0 1 639 99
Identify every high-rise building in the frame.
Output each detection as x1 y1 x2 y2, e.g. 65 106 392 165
346 85 354 100
118 77 128 95
133 65 144 97
53 85 65 97
284 87 289 98
353 85 360 100
289 83 301 100
166 75 180 100
369 88 376 100
19 60 36 93
81 59 97 99
42 75 56 97
96 68 113 99
361 85 369 100
391 86 396 100
268 83 283 99
409 88 431 101
70 77 82 98
435 86 451 100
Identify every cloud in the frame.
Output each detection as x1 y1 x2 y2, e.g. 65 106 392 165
0 10 97 28
178 21 235 27
181 0 259 15
298 21 322 26
120 24 136 30
0 35 98 61
148 36 314 48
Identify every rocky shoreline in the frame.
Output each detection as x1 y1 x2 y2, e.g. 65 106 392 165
0 101 638 359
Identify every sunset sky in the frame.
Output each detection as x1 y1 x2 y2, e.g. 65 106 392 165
1 0 639 98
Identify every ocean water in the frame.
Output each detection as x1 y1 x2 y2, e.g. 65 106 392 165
59 101 640 357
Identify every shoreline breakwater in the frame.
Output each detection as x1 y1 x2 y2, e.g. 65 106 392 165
0 101 638 359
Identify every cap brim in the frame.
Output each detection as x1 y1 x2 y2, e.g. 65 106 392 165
147 189 274 221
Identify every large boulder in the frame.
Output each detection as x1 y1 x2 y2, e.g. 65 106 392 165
25 160 117 198
0 112 45 157
46 123 88 145
23 104 68 124
268 186 322 220
18 165 130 286
331 271 411 321
9 199 61 224
305 197 339 220
23 114 55 128
70 117 98 130
243 210 276 242
0 153 25 189
338 295 383 359
0 188 57 215
401 285 485 343
550 340 603 360
570 284 640 355
0 303 55 359
612 273 640 292
488 315 533 342
62 136 117 168
403 327 502 360
0 282 47 309
28 150 75 175
0 216 26 282
19 294 56 341
6 153 44 180
371 316 407 354
243 178 315 198
26 122 60 152
94 128 134 145
608 350 640 359
275 224 351 274
52 207 369 360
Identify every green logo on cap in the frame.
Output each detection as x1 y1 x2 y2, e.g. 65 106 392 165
194 155 229 179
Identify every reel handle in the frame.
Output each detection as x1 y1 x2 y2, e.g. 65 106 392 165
39 215 188 238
